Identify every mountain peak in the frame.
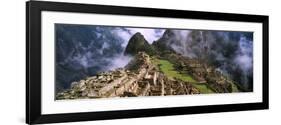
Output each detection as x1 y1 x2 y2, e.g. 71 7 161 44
133 32 144 38
124 32 156 56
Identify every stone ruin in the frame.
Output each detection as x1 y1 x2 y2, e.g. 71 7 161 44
164 53 233 93
56 52 199 100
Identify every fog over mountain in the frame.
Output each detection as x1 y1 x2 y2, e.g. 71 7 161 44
55 24 253 93
153 30 253 90
55 24 164 92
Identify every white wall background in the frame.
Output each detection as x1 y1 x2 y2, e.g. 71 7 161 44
0 0 279 124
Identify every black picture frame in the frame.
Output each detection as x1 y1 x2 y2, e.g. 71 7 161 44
26 1 269 124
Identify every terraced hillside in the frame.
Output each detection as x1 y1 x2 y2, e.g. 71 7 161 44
56 32 243 100
57 51 240 100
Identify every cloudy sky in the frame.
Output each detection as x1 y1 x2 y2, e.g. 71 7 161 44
113 27 165 47
125 28 165 43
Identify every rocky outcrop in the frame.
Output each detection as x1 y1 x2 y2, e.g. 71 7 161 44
164 53 234 93
124 32 156 56
153 29 252 91
56 52 199 100
56 30 245 100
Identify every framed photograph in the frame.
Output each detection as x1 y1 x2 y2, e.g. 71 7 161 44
26 1 269 124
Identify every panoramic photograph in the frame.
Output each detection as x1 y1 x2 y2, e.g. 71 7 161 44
55 24 253 100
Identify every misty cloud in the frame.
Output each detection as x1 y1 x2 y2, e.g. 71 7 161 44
55 24 253 91
234 36 253 71
106 54 133 71
125 28 165 44
111 27 165 48
163 30 253 90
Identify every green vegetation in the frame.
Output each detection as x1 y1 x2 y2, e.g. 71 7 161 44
158 59 196 82
153 58 214 94
230 81 240 93
192 83 215 94
124 32 156 56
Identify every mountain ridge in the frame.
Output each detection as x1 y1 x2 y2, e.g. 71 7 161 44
56 31 247 99
124 32 156 56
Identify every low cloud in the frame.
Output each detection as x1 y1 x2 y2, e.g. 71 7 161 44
106 54 133 71
166 30 253 89
125 28 165 44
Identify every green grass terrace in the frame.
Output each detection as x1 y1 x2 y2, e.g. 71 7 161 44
152 58 215 94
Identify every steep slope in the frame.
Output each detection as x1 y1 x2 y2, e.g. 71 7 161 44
55 24 126 93
152 29 176 53
56 52 199 99
153 29 253 91
56 29 247 100
124 32 156 56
